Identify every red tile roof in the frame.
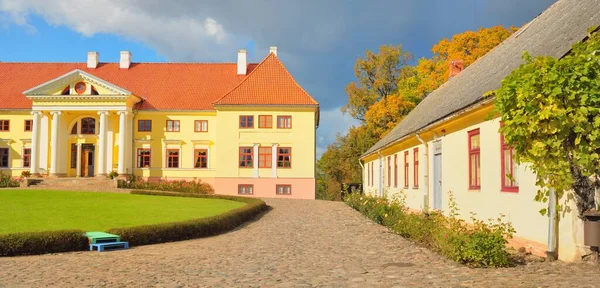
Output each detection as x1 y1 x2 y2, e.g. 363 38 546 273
0 54 317 110
213 54 318 106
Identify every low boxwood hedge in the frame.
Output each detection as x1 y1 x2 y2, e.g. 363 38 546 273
110 190 267 246
0 191 267 256
0 230 89 256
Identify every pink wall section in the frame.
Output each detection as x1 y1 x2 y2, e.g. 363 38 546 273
214 178 316 200
142 177 316 199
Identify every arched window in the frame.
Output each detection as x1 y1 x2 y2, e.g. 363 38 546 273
61 86 70 95
80 118 96 134
71 123 78 134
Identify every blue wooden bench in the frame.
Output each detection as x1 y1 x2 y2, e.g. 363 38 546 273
89 241 129 252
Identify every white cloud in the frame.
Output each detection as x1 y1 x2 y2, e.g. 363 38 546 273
316 107 360 159
0 0 238 61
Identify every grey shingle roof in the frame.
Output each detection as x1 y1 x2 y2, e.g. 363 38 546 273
363 0 600 157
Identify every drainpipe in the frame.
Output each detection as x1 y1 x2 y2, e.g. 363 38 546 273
416 133 430 212
358 159 365 191
377 150 383 197
547 187 558 261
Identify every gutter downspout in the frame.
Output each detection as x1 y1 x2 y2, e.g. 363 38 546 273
547 187 558 261
358 159 365 192
377 151 383 197
416 133 430 213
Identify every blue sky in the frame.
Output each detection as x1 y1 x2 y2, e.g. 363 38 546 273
0 0 556 157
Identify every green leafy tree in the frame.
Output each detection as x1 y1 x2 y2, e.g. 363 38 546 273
493 28 600 217
342 45 413 121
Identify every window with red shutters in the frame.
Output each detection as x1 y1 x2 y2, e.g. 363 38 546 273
258 115 272 128
501 131 519 192
414 148 419 188
258 147 272 168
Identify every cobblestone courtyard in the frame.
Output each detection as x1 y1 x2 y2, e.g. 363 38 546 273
1 198 599 287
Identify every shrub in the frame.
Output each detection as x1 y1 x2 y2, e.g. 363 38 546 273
108 191 267 246
107 171 118 179
117 176 215 194
0 230 89 256
20 171 31 178
0 173 19 188
345 191 514 267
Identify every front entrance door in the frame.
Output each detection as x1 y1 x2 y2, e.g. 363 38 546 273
433 141 442 210
81 144 95 177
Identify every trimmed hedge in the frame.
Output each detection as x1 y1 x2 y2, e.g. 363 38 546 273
0 230 89 256
0 191 267 256
109 191 267 246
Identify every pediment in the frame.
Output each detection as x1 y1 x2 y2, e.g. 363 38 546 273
23 69 131 96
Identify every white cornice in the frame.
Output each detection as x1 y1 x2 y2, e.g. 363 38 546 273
23 69 132 96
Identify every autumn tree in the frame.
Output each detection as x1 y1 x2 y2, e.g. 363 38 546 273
413 26 516 98
493 28 600 217
342 45 413 121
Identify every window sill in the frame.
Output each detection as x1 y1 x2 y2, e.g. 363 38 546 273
412 187 419 190
468 186 481 191
501 187 519 193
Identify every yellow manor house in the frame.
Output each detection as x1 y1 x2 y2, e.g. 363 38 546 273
0 47 320 199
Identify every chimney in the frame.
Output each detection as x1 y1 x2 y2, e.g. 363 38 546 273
449 59 464 79
120 51 132 69
87 52 99 69
237 49 247 75
269 46 278 56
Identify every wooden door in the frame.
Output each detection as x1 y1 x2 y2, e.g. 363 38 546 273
81 150 90 177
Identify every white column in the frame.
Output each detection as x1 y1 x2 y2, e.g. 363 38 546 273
253 144 259 178
271 143 279 178
50 111 61 176
30 111 41 176
76 143 82 177
97 111 109 176
118 111 128 175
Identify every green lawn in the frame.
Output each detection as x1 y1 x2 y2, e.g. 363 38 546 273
0 190 246 234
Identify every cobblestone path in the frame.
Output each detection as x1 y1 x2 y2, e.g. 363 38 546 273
1 198 599 287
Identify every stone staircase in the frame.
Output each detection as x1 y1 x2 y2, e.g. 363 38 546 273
28 177 119 191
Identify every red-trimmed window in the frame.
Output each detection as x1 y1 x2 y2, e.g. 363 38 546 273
404 151 409 188
238 184 254 195
468 129 481 189
138 120 152 132
371 162 374 186
394 155 398 187
24 120 32 132
413 148 419 188
239 116 254 128
387 156 391 187
501 132 519 192
166 149 179 168
276 184 292 195
0 120 8 132
194 149 208 169
239 147 253 168
277 147 291 168
166 120 180 132
22 148 31 168
195 120 208 132
258 115 272 128
70 144 77 168
137 149 151 168
258 147 272 168
277 116 292 129
81 118 95 134
0 148 7 167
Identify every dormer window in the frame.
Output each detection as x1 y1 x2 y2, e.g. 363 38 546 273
61 86 70 95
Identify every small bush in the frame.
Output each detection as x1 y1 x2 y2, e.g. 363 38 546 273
117 176 215 194
0 173 19 188
345 191 514 267
108 191 267 246
108 171 118 179
0 230 89 256
20 171 31 178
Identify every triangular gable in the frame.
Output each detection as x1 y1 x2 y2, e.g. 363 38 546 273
23 69 132 96
213 53 318 106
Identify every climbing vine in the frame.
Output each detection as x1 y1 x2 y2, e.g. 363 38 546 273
492 27 600 217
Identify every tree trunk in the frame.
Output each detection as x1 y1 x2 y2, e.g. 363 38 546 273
570 163 597 218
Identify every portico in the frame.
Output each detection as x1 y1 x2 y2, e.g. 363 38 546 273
23 69 140 178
